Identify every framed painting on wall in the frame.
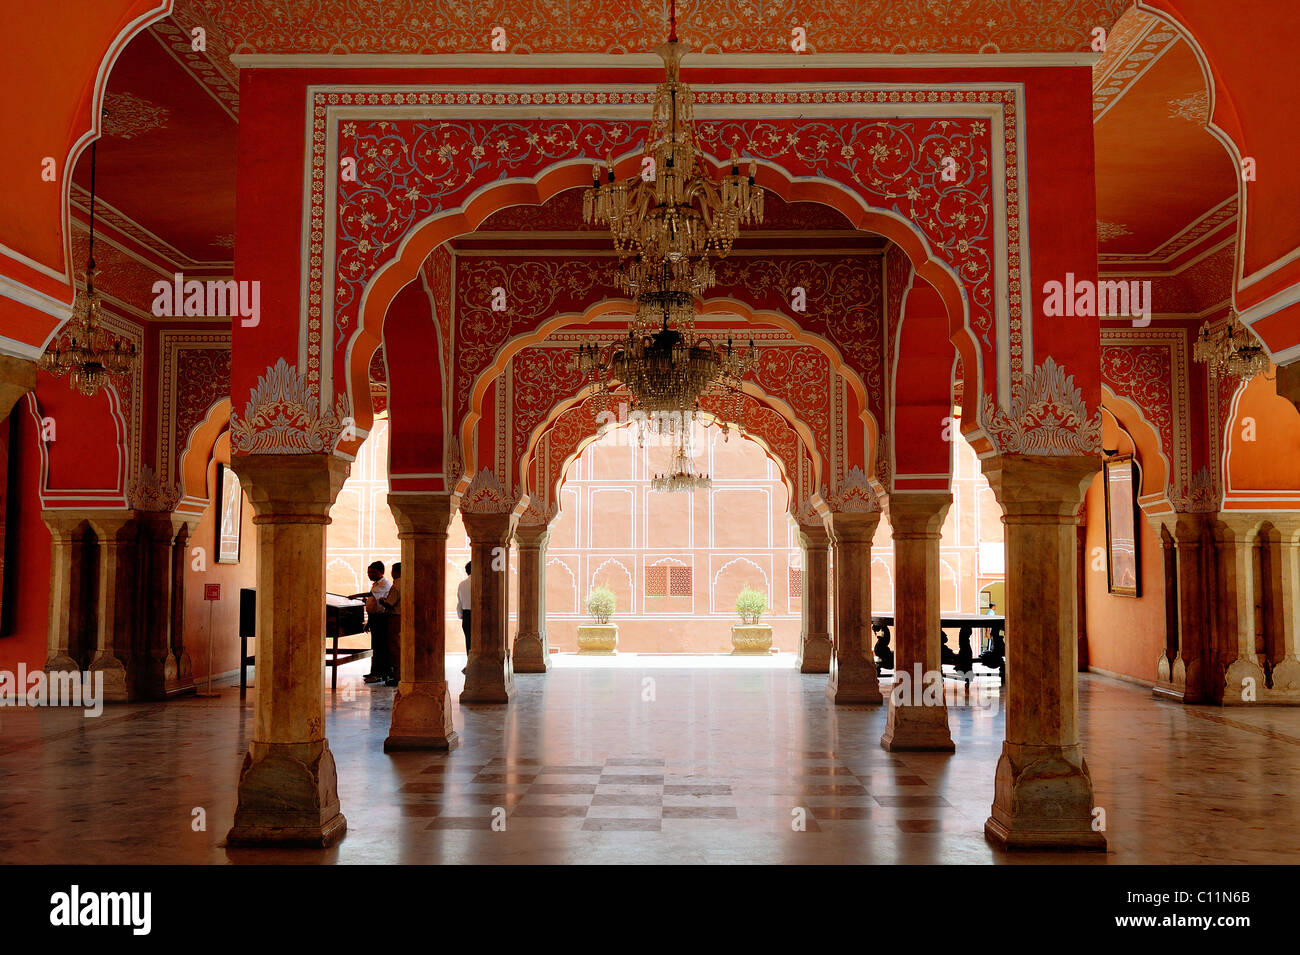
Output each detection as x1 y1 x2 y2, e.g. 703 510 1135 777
1104 454 1141 597
216 463 242 565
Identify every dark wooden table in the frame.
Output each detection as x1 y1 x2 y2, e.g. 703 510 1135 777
870 613 1006 683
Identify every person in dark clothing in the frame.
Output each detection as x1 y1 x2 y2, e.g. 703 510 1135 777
456 561 472 676
351 560 390 684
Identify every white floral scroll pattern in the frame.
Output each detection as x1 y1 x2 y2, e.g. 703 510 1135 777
230 358 351 454
826 465 881 513
459 467 516 513
980 357 1103 456
128 464 181 512
103 92 171 139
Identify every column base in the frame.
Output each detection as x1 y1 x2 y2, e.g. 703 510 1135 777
881 701 954 752
512 632 550 673
43 653 80 673
984 742 1106 851
797 633 832 673
385 681 461 751
1152 652 1185 702
1222 657 1267 705
461 654 517 704
89 653 130 702
826 661 882 704
226 740 346 848
1271 657 1300 692
165 649 195 697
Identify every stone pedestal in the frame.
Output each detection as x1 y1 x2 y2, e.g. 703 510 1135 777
981 454 1105 851
796 523 833 673
385 493 459 751
731 624 773 654
881 492 955 752
86 513 138 702
577 623 618 654
512 521 551 673
1215 516 1267 705
826 510 883 704
460 511 517 704
226 454 349 848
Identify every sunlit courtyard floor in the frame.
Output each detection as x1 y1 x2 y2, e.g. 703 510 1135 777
1 653 1298 864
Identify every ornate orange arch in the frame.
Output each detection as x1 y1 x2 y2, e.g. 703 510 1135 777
342 159 980 457
1101 386 1172 516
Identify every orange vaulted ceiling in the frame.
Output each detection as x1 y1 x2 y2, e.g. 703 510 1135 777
1093 35 1235 259
73 28 237 264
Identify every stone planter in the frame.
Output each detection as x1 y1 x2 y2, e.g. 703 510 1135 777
577 623 618 655
731 624 773 655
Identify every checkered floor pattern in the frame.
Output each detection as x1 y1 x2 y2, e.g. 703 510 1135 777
400 752 958 832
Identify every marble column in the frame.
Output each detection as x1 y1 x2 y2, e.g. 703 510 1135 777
1152 521 1184 700
881 492 954 752
460 511 517 704
1172 513 1214 702
512 521 551 673
226 453 349 848
826 510 882 704
86 512 138 702
138 512 195 699
42 514 89 673
385 493 459 751
981 454 1105 851
0 354 35 420
796 523 833 673
1215 515 1267 705
166 516 198 695
1270 518 1300 698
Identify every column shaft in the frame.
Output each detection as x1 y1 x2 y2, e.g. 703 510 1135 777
796 523 832 673
226 454 349 848
461 511 517 704
981 454 1105 850
881 492 954 751
826 510 882 704
512 522 551 673
86 513 138 702
1215 516 1267 704
385 493 459 750
42 515 87 673
1172 514 1213 702
1271 521 1300 695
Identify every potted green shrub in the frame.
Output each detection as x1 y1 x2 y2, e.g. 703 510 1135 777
577 585 619 654
731 585 773 654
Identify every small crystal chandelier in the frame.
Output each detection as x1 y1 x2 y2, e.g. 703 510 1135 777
38 138 137 397
651 432 711 493
1192 311 1271 380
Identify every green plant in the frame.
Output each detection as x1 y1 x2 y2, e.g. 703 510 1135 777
736 586 768 625
586 585 616 624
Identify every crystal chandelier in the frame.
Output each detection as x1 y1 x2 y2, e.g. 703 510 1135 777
38 139 137 397
578 2 762 419
651 432 711 493
1192 311 1271 380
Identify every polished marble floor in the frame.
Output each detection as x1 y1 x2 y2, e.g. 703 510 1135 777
1 655 1298 864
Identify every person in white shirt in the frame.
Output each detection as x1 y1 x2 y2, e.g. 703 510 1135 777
456 562 472 675
350 561 391 684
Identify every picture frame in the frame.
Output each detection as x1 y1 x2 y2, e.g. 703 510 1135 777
1103 454 1141 597
216 462 243 565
